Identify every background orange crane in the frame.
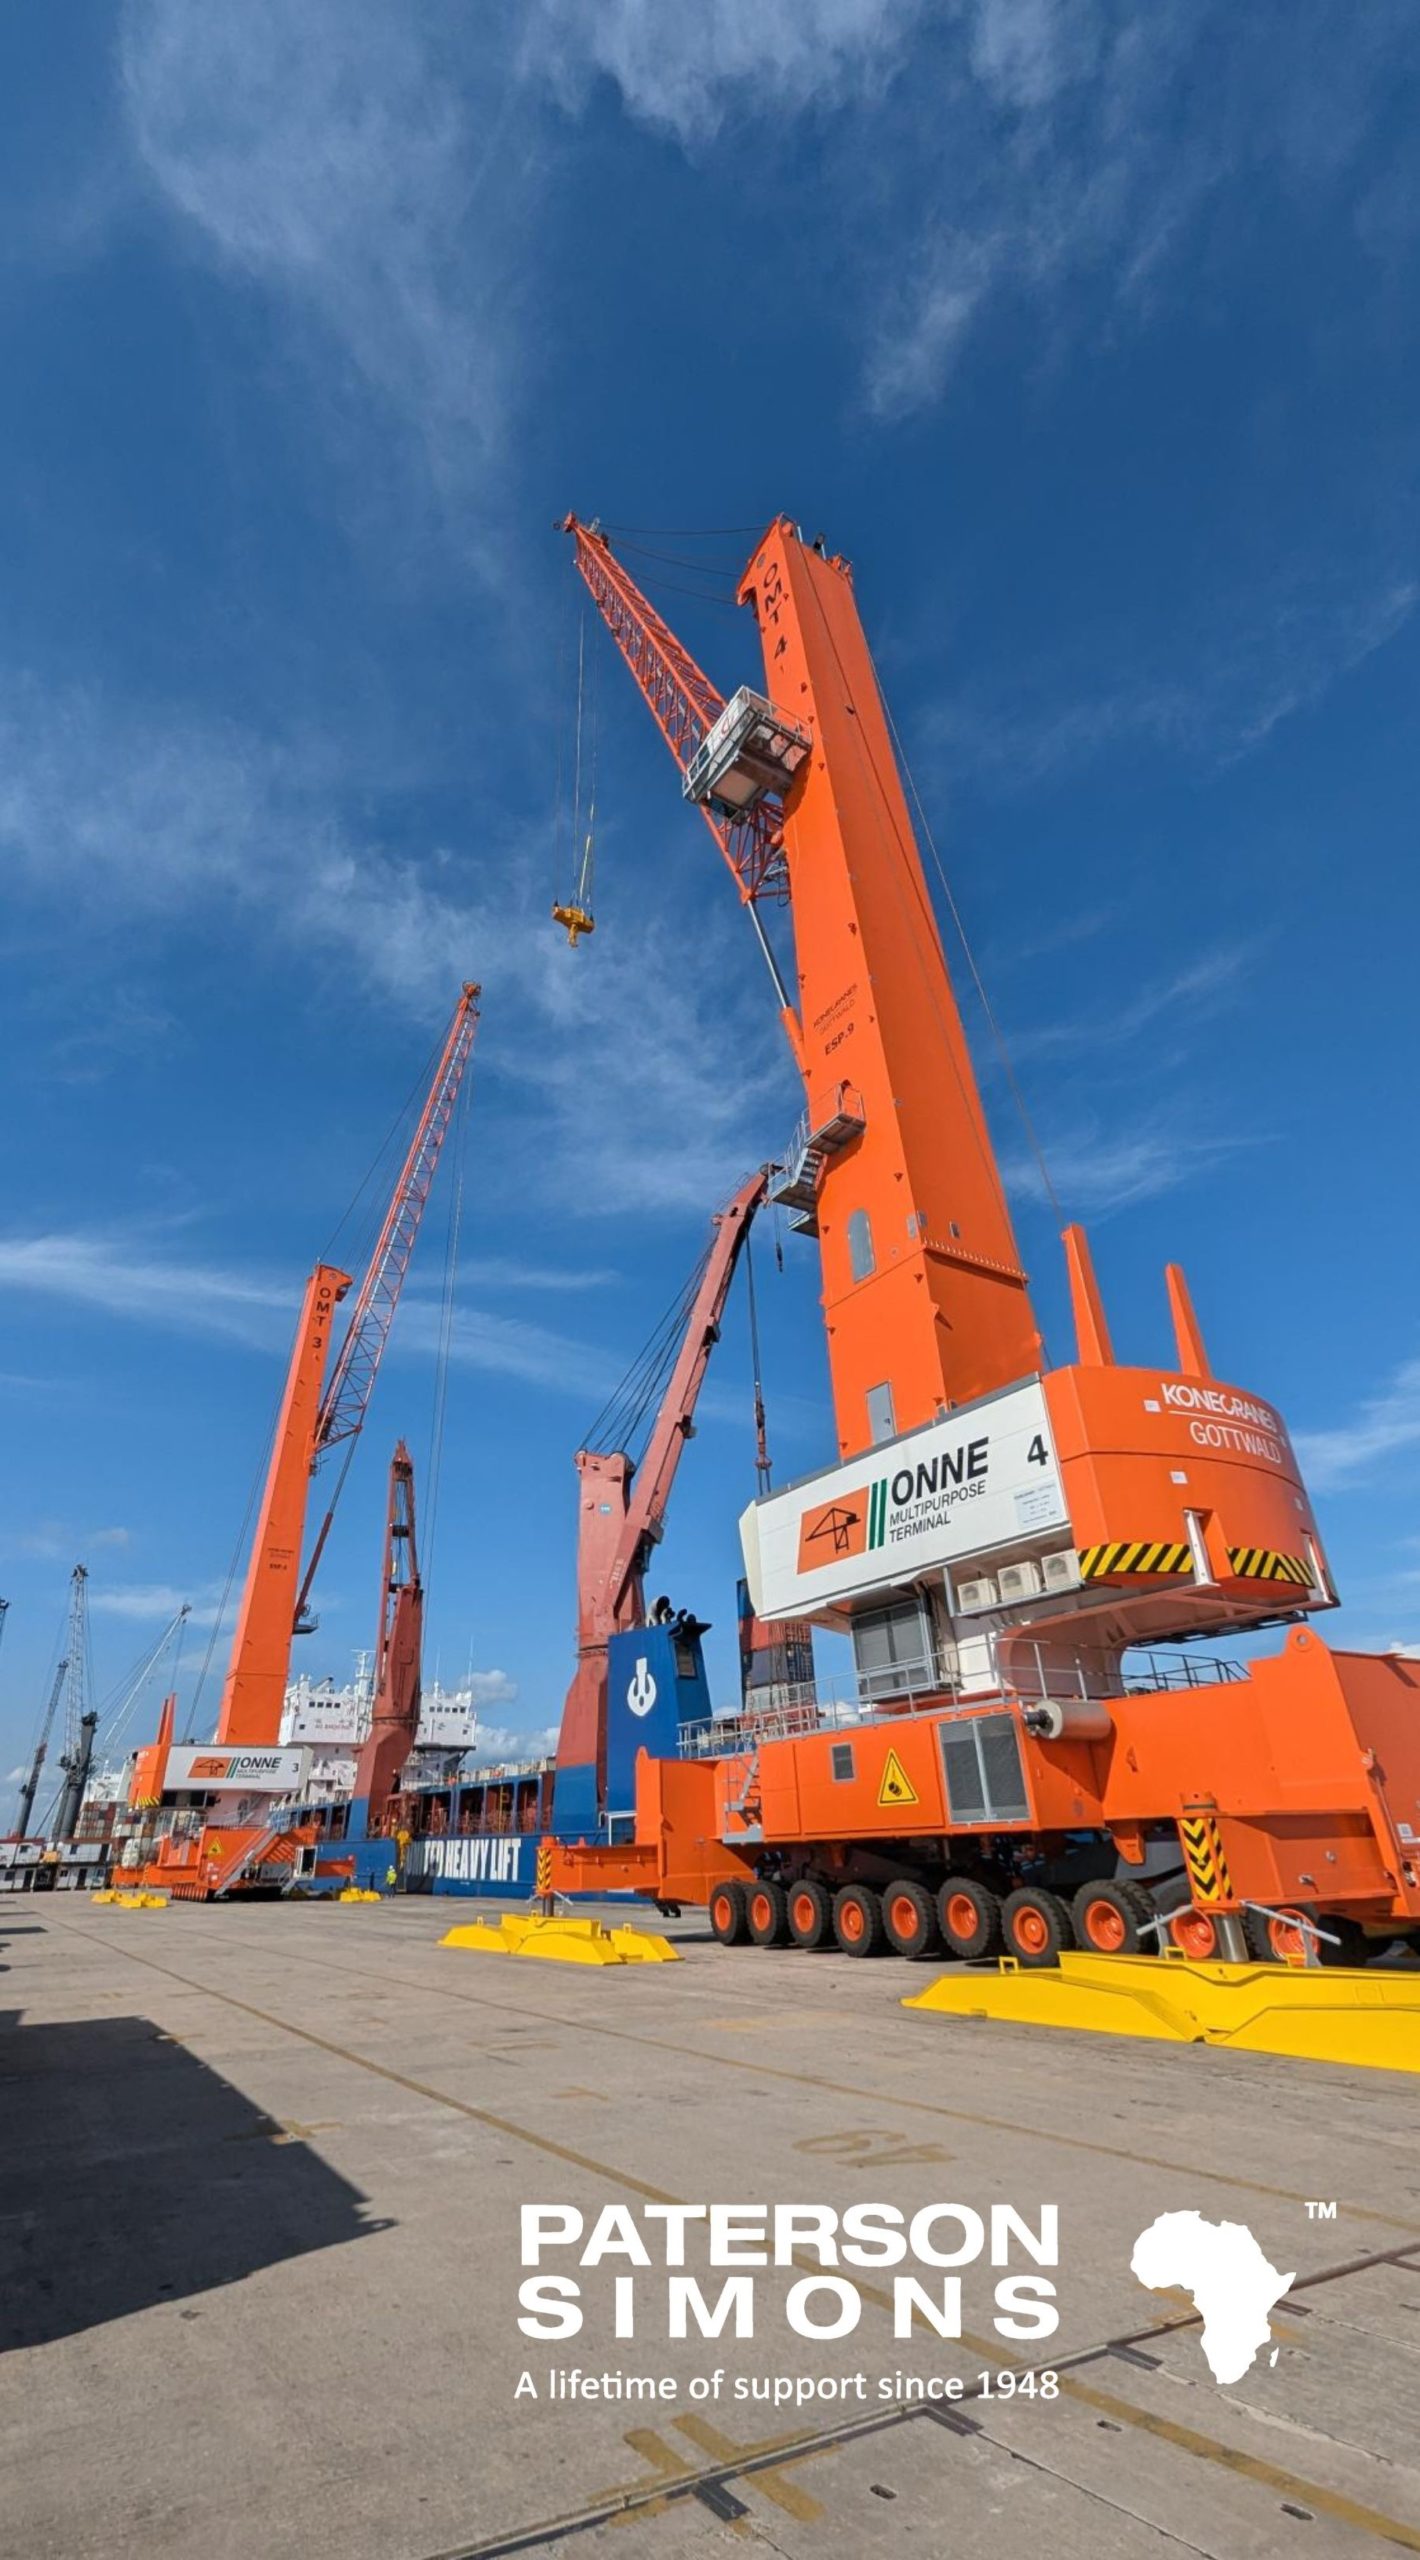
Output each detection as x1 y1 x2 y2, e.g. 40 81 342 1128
213 981 480 1750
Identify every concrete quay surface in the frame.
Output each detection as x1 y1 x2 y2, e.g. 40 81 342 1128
3 1895 1418 2560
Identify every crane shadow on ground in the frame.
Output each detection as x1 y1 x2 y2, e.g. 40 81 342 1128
0 2002 387 2352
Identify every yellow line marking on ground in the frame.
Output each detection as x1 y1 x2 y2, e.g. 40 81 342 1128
202 1923 1420 2239
673 2414 828 2522
622 2428 690 2480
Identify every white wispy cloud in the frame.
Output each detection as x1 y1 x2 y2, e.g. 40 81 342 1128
862 3 1420 418
530 0 921 141
935 576 1420 784
1005 944 1252 1063
1293 1356 1420 1493
0 1223 631 1398
0 677 785 1213
91 1580 229 1628
119 0 525 548
1002 1117 1248 1214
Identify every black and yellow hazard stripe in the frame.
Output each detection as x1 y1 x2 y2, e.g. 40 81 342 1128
535 1843 554 1896
1226 1546 1312 1587
1078 1540 1193 1581
1180 1812 1234 1906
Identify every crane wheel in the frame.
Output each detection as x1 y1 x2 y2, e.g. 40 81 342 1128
747 1879 791 1948
787 1879 835 1950
1168 1904 1223 1961
708 1879 751 1946
1243 1903 1316 1965
1243 1903 1368 1966
937 1877 1003 1962
882 1878 942 1960
1318 1916 1371 1967
833 1883 887 1957
1001 1886 1074 1969
1071 1878 1155 1957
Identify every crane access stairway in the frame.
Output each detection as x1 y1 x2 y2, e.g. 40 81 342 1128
770 1098 866 1235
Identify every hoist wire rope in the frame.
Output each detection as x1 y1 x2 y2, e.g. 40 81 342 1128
574 630 600 914
881 691 1065 1228
606 540 741 584
744 1227 772 1494
570 601 587 903
183 1401 279 1740
319 1021 451 1274
100 1606 189 1757
421 1055 471 1612
597 521 765 539
582 1243 713 1462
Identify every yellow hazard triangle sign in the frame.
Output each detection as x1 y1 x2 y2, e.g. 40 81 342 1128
877 1749 919 1810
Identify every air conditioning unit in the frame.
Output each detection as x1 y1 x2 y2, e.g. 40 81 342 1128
1041 1550 1082 1595
955 1575 999 1614
998 1559 1043 1603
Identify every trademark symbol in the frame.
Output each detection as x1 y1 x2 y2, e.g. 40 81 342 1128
1305 2201 1337 2220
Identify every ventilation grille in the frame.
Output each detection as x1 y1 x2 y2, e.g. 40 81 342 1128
939 1713 1030 1824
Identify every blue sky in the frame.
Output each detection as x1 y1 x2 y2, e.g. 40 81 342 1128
3 1 1419 1808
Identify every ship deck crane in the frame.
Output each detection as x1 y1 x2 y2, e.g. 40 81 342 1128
555 1165 770 1833
214 982 480 1749
546 514 1420 1974
14 1651 67 1841
349 1441 424 1840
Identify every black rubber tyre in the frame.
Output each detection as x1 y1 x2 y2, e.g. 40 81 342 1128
708 1877 750 1946
1319 1916 1370 1968
833 1883 887 1957
937 1875 1004 1962
1002 1886 1074 1968
882 1877 942 1961
786 1877 835 1950
746 1878 791 1948
1072 1877 1156 1957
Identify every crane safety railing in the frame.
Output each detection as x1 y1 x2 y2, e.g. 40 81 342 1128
678 1643 1248 1760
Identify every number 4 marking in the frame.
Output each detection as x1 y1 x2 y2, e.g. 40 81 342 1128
1027 1435 1049 1467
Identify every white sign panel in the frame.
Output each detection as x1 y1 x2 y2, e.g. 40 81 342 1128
163 1745 308 1794
741 1379 1069 1620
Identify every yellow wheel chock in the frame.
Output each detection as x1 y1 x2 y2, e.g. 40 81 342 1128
337 1887 383 1903
440 1912 679 1967
904 1950 1420 2075
93 1888 169 1907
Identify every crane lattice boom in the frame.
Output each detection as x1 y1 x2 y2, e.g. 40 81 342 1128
561 517 787 903
317 983 481 1456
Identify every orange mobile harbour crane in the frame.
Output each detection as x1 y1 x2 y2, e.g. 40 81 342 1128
129 984 480 1898
546 516 1420 1967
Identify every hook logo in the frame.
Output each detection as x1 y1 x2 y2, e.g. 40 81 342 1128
627 1657 658 1719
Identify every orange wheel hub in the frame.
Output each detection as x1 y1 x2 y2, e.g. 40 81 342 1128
841 1899 865 1942
1081 1898 1126 1953
792 1893 816 1932
750 1893 772 1931
889 1896 917 1938
1169 1907 1218 1960
1269 1909 1310 1962
1013 1906 1049 1955
945 1892 978 1941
